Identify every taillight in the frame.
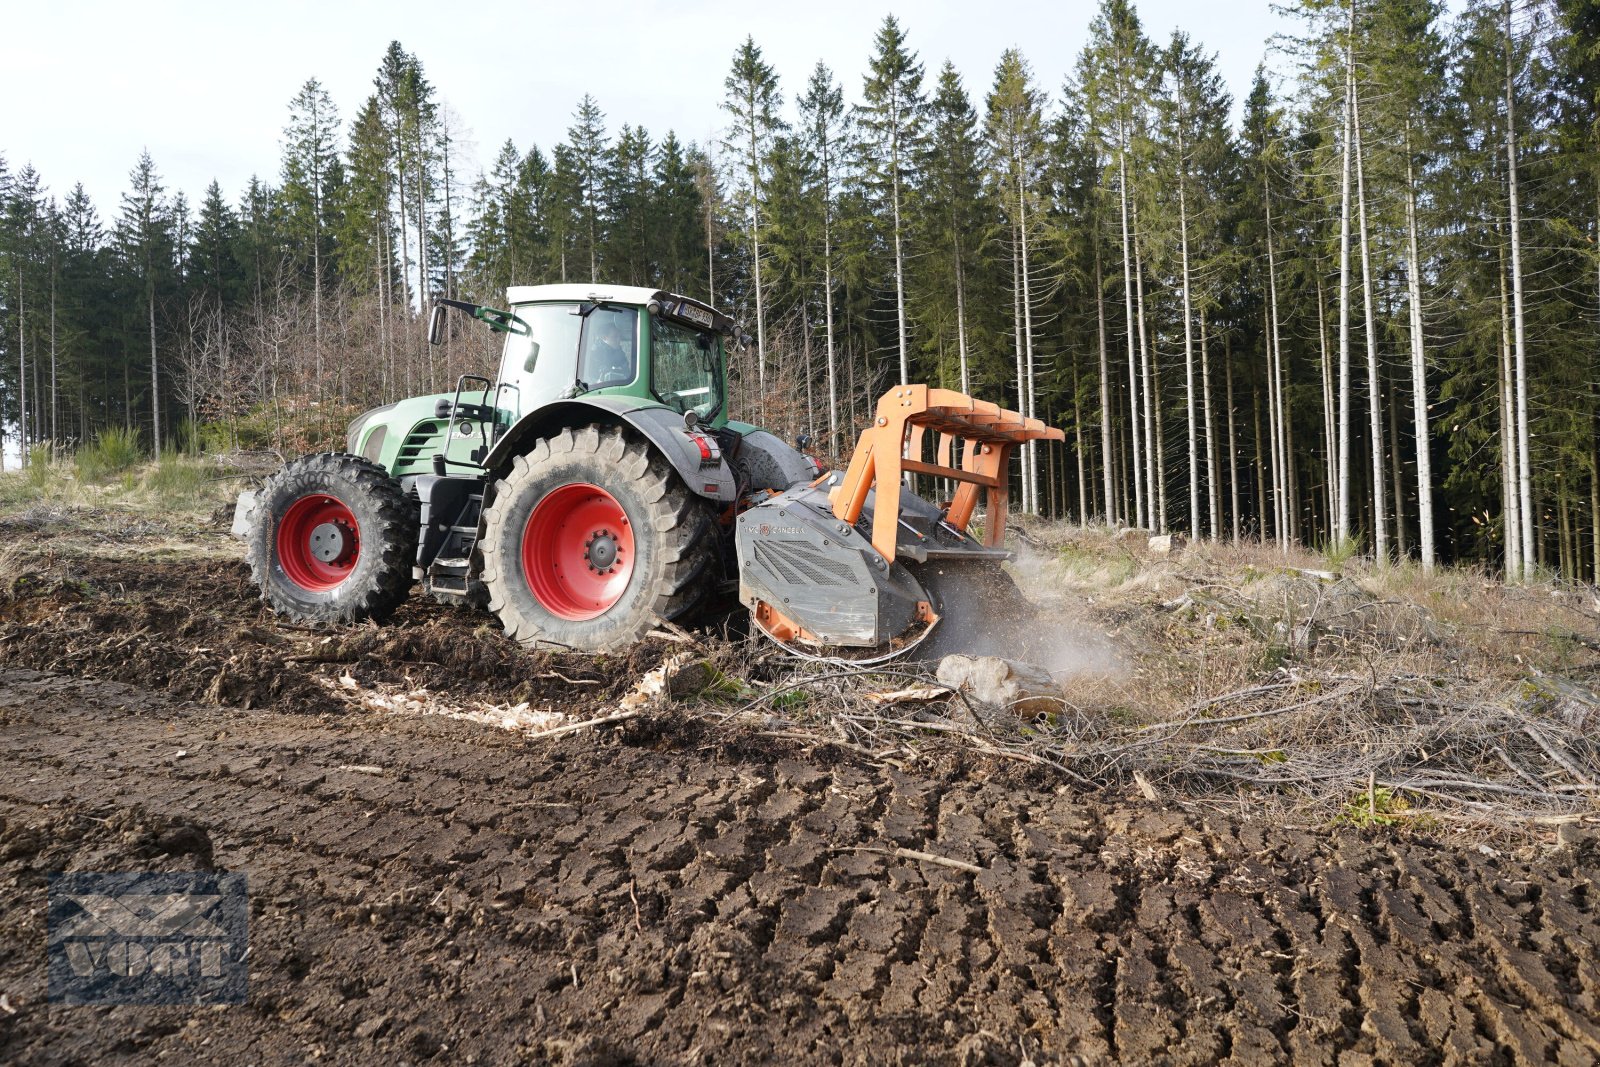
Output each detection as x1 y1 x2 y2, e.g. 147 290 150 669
685 431 721 465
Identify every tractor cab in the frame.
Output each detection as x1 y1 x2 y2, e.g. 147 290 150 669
428 285 733 443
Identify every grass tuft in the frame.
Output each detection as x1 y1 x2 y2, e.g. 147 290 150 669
142 448 213 501
75 427 143 483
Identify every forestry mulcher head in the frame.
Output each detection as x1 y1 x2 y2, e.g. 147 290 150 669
735 385 1064 662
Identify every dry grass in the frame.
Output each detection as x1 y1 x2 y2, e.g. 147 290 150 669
704 522 1600 840
0 453 257 564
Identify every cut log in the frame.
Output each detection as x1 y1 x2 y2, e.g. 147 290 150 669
1148 533 1186 556
935 655 1063 716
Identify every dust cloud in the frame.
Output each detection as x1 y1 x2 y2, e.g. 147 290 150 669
912 546 1122 680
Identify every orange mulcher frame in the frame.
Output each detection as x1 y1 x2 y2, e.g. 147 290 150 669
827 385 1066 564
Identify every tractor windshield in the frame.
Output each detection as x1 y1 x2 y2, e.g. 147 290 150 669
650 316 722 421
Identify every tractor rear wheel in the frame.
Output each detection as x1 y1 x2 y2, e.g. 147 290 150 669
247 452 416 624
479 425 718 652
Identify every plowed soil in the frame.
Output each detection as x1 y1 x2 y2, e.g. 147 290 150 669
2 555 1599 1064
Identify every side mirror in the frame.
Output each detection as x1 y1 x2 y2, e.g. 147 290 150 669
427 304 447 346
796 433 815 454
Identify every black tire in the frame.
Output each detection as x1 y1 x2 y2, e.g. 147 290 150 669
246 452 417 624
479 425 718 652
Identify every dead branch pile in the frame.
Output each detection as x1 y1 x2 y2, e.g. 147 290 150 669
706 658 1600 832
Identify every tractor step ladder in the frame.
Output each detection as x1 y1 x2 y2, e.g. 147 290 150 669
828 385 1065 564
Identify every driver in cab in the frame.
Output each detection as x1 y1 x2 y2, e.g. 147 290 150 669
586 315 633 387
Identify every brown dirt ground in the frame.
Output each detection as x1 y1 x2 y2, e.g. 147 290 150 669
2 554 1599 1065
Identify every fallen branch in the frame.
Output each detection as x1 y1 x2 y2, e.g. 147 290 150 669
528 708 641 740
852 846 984 874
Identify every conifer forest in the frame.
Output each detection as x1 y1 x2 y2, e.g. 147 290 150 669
4 0 1600 581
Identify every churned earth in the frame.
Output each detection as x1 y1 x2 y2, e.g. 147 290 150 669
0 543 1597 1064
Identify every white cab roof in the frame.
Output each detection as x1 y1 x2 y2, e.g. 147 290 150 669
505 283 668 307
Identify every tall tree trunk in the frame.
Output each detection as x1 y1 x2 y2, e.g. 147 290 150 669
1499 237 1521 578
148 275 160 455
1353 88 1387 562
825 208 839 457
1133 207 1161 532
1336 5 1355 545
1317 275 1336 536
1095 235 1115 524
15 268 24 467
1118 123 1145 528
1074 353 1088 523
1011 230 1027 500
50 248 57 445
1017 147 1039 514
953 247 969 396
1253 386 1267 540
1200 306 1219 538
1506 0 1534 581
1264 179 1289 550
1226 334 1240 542
1590 443 1599 583
1178 124 1200 536
1404 133 1436 569
1388 376 1406 557
892 150 909 389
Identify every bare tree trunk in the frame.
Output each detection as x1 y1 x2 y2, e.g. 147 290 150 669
1353 88 1387 563
1317 275 1336 535
1178 123 1200 536
953 249 969 396
1499 236 1521 578
1336 5 1355 544
394 145 412 313
1011 231 1027 498
1226 334 1239 542
891 154 909 390
751 219 767 414
825 211 839 457
1118 129 1145 528
1200 306 1219 538
1506 0 1534 581
1389 376 1407 558
149 279 161 455
1264 180 1289 550
1590 443 1599 583
1017 147 1039 515
1253 386 1267 541
1073 353 1088 522
50 248 58 446
15 268 25 467
1133 207 1161 532
1404 134 1436 569
1095 236 1115 524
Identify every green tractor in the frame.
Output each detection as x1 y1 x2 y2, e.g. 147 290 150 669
238 284 1060 659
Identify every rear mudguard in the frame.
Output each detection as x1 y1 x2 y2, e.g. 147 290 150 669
482 398 741 503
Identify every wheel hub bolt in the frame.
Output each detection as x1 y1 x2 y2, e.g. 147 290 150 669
585 530 618 574
309 522 349 563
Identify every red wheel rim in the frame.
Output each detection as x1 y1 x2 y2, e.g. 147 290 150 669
521 483 636 621
276 494 361 592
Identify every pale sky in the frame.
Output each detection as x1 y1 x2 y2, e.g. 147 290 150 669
2 0 1297 214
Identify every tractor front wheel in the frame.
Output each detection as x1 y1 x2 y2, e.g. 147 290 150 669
479 426 717 651
247 452 416 624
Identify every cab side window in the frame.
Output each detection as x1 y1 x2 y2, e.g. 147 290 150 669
500 303 582 416
579 306 638 388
